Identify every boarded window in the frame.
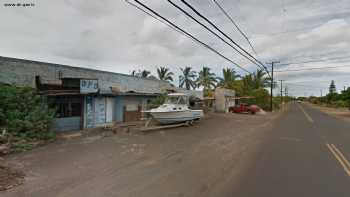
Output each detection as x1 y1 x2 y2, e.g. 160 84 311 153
49 96 82 118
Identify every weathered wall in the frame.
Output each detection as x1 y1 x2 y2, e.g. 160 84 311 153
215 87 235 113
51 117 81 132
0 56 172 93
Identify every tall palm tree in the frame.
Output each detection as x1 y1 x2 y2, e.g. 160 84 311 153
131 70 137 76
179 67 197 90
130 69 151 78
157 66 174 82
140 70 151 78
252 69 268 89
217 68 241 89
196 67 217 91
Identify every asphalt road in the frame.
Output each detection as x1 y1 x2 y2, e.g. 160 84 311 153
234 102 350 197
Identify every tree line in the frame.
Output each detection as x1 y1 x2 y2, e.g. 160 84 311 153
131 67 269 94
307 80 350 108
132 66 275 110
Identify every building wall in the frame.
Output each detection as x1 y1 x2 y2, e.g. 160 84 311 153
115 95 153 123
0 56 171 94
51 117 81 132
115 96 124 122
215 88 235 113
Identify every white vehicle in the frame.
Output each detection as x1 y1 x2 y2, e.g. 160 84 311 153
145 93 203 124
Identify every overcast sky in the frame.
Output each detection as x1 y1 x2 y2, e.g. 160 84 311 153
1 0 350 96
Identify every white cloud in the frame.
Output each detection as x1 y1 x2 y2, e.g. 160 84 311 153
0 0 350 96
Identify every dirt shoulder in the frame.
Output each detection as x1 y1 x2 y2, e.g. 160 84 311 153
305 102 350 122
1 111 284 197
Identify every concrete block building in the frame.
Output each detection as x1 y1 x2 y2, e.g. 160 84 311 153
0 56 174 131
214 87 236 113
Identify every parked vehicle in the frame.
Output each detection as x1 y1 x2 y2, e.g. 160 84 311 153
229 103 260 114
144 93 204 124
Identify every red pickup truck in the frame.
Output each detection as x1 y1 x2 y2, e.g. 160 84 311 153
229 103 260 114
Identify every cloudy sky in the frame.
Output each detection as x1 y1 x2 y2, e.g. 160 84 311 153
1 0 350 96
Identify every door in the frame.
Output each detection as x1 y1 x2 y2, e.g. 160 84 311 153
106 97 114 123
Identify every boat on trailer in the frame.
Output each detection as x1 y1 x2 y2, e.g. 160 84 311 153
145 93 203 124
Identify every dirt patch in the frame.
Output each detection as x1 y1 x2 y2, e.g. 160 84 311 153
0 162 25 191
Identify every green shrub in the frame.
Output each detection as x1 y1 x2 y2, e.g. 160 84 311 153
0 84 56 144
332 100 348 108
148 94 166 109
246 88 271 111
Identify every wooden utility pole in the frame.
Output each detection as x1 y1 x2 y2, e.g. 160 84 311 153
279 80 285 105
266 61 279 111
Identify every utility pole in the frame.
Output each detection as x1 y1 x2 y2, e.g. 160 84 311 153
266 61 279 111
279 80 285 106
320 89 323 97
285 87 288 97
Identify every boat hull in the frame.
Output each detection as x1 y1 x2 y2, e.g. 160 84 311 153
150 110 203 124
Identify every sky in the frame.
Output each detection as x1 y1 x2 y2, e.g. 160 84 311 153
1 0 350 96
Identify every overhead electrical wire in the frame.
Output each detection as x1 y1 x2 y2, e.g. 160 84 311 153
274 65 350 72
129 0 252 74
279 56 350 66
211 0 258 57
125 0 191 40
179 0 270 76
166 0 265 71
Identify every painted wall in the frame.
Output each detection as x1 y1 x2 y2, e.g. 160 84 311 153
214 88 235 113
51 117 81 132
114 95 153 122
115 96 124 122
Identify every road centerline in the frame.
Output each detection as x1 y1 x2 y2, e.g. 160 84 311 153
297 104 314 123
326 143 350 176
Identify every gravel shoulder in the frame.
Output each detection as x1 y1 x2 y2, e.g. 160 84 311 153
305 102 350 122
1 111 283 197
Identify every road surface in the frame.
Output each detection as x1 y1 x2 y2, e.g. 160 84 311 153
3 103 350 197
234 103 350 197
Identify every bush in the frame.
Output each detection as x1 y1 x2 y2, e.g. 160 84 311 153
0 84 56 146
148 94 166 109
332 100 348 108
248 88 271 111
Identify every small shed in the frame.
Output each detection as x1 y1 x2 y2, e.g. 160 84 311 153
214 87 236 113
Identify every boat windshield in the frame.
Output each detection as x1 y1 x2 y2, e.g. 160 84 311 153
165 96 187 104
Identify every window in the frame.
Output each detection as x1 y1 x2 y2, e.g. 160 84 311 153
49 96 82 118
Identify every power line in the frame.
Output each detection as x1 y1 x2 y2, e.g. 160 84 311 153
279 56 350 66
130 0 252 74
211 0 259 57
125 0 191 40
180 0 269 76
274 65 350 72
283 83 325 89
167 0 264 71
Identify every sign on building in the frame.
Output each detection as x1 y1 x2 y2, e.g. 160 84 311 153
80 79 98 93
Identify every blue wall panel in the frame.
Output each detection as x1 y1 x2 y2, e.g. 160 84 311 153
115 96 124 122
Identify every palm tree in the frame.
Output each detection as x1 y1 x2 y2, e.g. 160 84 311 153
179 67 197 90
196 67 217 91
157 67 174 82
131 70 137 76
140 70 151 78
217 68 241 89
252 69 268 89
130 69 151 78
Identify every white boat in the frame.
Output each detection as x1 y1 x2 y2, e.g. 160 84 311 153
145 93 203 124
